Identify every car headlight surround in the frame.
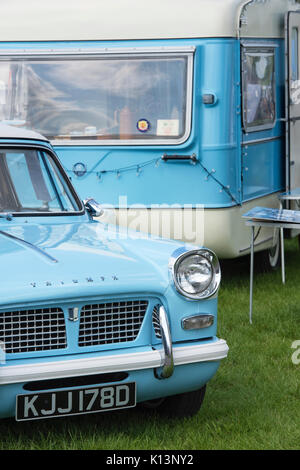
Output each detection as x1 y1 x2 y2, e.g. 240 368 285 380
170 248 221 300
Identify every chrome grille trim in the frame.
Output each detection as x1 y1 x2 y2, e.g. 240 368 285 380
78 300 148 347
0 307 67 354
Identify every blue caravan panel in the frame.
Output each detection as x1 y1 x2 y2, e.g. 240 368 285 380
242 139 285 201
56 145 240 209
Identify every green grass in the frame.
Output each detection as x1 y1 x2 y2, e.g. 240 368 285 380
0 240 299 450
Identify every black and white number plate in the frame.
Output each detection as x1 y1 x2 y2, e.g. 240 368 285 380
16 382 136 421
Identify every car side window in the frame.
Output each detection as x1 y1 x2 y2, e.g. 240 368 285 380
3 149 78 212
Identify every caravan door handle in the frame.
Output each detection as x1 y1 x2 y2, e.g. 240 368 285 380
161 153 197 163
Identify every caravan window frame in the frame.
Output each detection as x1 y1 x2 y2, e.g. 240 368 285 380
0 47 194 146
241 43 277 133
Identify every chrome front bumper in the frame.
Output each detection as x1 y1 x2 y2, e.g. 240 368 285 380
0 339 228 386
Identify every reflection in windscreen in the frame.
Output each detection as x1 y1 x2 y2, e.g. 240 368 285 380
0 149 78 213
0 56 188 141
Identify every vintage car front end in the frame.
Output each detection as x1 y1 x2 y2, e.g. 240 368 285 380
0 125 228 421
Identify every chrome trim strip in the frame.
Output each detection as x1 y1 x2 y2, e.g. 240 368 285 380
241 41 279 48
0 230 58 263
285 11 290 192
0 46 196 57
50 136 190 146
0 339 229 385
237 1 254 39
242 136 282 146
239 236 274 253
157 306 174 379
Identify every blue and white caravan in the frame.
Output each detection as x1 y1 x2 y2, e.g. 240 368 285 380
0 0 299 262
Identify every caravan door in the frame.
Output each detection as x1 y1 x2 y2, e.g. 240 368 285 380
286 11 300 191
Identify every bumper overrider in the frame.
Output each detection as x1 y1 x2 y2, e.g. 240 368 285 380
0 307 228 386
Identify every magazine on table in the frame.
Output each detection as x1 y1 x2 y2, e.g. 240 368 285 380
242 206 300 224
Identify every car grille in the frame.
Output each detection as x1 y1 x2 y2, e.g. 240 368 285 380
0 307 67 354
78 300 148 347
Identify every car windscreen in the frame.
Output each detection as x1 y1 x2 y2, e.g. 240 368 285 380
0 148 80 214
0 52 193 144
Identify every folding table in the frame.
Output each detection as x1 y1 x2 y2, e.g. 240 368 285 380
244 202 300 324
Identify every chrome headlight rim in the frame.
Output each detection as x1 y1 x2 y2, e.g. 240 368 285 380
170 247 221 300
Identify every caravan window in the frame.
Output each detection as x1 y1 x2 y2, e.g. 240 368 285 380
0 51 193 145
242 47 276 132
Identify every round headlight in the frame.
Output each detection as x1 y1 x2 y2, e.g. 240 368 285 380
171 249 220 300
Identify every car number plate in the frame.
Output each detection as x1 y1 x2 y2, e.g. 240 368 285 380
16 382 136 421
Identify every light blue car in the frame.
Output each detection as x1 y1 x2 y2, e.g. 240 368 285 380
0 125 228 421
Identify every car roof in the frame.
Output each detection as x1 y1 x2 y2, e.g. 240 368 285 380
0 124 48 142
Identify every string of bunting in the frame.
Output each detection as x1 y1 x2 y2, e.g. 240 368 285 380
69 156 239 205
197 160 240 205
96 157 161 181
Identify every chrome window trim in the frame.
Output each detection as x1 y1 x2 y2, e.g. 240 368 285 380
241 43 277 133
0 46 196 57
0 47 195 147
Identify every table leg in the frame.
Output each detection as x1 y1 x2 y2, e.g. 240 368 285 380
249 225 254 324
280 227 285 284
279 202 285 284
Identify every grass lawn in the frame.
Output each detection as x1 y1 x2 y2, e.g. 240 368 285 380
0 239 299 450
